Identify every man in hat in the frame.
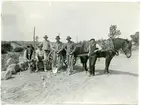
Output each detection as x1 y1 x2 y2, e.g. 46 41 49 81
42 35 51 71
35 43 44 72
51 35 64 73
88 38 102 76
64 36 76 75
24 44 34 61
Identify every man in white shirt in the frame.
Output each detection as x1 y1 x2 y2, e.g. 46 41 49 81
88 38 102 76
42 35 51 59
88 39 102 56
35 44 44 72
42 35 52 71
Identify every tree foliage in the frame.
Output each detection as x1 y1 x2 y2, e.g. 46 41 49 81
130 32 139 45
108 25 121 38
1 42 13 54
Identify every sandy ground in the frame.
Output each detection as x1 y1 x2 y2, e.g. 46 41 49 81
1 50 138 105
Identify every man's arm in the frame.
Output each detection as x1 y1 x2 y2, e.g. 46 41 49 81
88 45 91 56
64 43 67 51
50 42 56 51
35 50 39 61
57 42 64 54
70 42 76 55
96 44 102 50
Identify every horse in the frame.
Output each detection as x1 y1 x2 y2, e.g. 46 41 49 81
58 38 132 76
88 38 132 75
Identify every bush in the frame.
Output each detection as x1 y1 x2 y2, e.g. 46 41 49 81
1 42 13 54
13 47 24 52
130 32 139 46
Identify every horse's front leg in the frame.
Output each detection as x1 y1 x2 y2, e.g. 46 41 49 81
104 56 113 74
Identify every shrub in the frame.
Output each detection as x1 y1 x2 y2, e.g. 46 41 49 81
13 47 24 52
130 32 139 46
1 42 13 54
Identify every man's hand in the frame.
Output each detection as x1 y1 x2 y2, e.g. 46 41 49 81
36 59 39 62
57 51 60 54
94 49 99 53
88 53 90 56
70 52 73 55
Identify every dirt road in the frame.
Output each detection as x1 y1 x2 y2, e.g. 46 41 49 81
1 51 138 104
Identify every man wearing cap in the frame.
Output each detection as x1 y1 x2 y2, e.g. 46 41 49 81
64 36 76 75
35 43 44 72
51 35 64 73
88 38 102 76
42 35 51 71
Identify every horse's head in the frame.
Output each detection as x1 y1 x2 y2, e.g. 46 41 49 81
122 39 132 58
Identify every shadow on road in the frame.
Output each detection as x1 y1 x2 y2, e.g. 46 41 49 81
73 65 84 74
95 69 138 77
70 65 138 77
35 65 138 77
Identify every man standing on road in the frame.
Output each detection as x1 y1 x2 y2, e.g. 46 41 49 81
88 38 102 76
64 36 76 75
42 35 51 72
52 35 64 73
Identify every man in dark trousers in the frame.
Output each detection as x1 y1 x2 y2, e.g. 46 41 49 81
88 38 101 76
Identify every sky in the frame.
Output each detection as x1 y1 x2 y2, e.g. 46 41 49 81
1 1 140 42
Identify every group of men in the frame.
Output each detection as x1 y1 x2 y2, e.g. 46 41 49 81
35 34 77 75
25 34 102 75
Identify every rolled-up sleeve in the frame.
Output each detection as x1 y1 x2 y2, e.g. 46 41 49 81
96 44 102 50
71 42 76 53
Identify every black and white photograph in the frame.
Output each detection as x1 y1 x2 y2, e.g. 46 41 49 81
1 1 140 105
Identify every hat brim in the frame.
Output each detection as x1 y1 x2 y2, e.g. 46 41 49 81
66 38 71 40
56 37 60 39
44 36 48 38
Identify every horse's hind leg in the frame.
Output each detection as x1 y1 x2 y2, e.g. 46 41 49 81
82 62 88 73
104 56 113 74
80 56 88 73
84 63 88 73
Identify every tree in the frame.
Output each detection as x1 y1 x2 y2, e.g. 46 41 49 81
108 25 121 38
130 32 139 46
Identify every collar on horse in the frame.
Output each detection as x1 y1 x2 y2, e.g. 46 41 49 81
110 38 119 56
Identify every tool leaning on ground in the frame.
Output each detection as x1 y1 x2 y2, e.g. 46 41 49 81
47 50 58 74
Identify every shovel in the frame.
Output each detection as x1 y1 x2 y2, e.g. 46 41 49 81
52 67 58 74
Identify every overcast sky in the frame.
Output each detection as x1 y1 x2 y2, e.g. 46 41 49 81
1 1 140 42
